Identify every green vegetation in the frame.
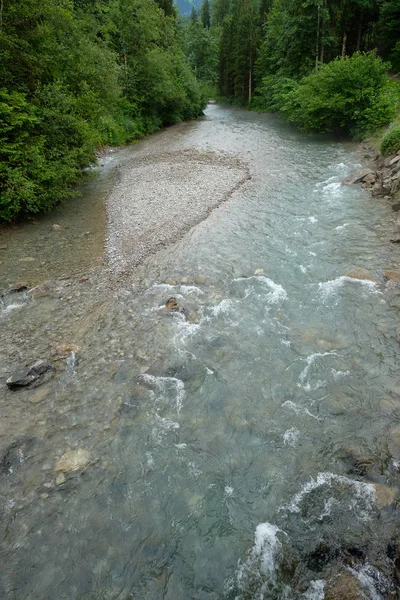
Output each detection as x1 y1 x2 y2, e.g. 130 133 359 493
3 0 400 220
179 0 400 141
0 0 205 221
381 124 400 155
269 53 399 139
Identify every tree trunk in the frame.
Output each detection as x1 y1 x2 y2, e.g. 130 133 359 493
341 31 347 57
316 5 320 71
320 44 324 63
248 67 252 104
356 12 363 51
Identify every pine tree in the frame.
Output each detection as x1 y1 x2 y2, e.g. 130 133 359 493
200 0 211 28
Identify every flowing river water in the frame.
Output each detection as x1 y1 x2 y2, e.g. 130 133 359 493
1 105 400 599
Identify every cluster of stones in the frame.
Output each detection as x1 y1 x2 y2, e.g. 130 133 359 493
342 148 400 241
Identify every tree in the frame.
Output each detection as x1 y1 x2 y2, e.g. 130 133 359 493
200 0 211 28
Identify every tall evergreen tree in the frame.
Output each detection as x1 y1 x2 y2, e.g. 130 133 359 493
200 0 211 28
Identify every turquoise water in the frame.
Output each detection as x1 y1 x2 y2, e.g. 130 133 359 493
1 106 399 599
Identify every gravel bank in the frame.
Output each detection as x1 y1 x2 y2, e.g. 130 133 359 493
106 149 250 273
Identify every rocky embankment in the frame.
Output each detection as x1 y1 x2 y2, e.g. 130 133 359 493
343 144 400 243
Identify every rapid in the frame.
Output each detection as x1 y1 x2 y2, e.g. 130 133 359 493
0 105 399 599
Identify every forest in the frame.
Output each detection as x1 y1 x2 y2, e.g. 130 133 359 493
1 0 400 221
185 0 400 145
0 0 206 221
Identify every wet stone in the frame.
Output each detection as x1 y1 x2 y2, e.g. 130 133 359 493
7 282 29 293
384 270 400 282
1 438 36 475
371 483 397 509
55 449 90 473
165 297 180 311
55 473 66 485
6 360 54 390
346 268 376 282
324 572 364 600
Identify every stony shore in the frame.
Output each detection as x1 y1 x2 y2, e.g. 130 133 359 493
106 148 250 274
343 143 400 243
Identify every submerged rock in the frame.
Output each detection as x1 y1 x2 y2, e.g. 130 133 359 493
28 280 58 297
165 297 180 311
55 472 66 485
325 572 364 600
7 282 28 293
51 343 81 358
1 438 36 474
6 360 54 390
55 449 90 473
346 268 376 282
371 483 397 509
384 270 400 282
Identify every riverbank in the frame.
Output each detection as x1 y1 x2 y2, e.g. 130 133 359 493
344 141 400 243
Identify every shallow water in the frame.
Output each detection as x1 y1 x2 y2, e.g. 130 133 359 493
1 105 400 599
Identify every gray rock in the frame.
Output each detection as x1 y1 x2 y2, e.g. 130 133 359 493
341 168 374 185
8 282 28 293
6 360 54 390
371 182 384 197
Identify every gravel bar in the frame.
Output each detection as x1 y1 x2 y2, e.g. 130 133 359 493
106 149 250 273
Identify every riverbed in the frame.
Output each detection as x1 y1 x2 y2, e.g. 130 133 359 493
1 105 400 599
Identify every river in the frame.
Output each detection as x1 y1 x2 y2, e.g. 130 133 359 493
1 105 400 599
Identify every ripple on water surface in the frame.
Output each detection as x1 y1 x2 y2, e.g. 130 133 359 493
0 104 399 599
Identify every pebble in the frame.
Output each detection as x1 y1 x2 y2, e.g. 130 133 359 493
55 449 90 473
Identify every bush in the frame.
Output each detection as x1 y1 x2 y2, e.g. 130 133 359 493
277 52 399 139
381 124 400 155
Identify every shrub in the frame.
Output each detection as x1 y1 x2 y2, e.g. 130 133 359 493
381 124 400 155
278 52 399 139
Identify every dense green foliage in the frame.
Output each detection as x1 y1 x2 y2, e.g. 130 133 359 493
381 124 400 155
261 52 399 138
0 0 205 221
180 0 400 116
179 0 400 140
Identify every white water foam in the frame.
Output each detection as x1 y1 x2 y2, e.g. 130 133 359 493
141 373 185 413
331 369 351 380
283 427 300 447
318 276 378 300
322 181 342 194
211 298 233 316
0 303 24 319
282 400 321 421
349 563 389 600
180 285 204 295
335 223 349 231
315 175 337 188
299 351 338 386
300 580 325 599
309 216 318 224
285 472 376 521
235 275 288 304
